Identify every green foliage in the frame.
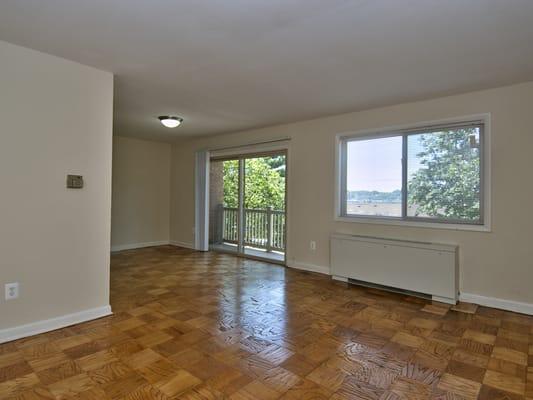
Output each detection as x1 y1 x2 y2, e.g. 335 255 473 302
408 128 480 221
223 156 286 210
264 155 286 177
222 160 239 208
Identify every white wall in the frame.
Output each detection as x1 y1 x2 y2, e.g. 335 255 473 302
111 136 171 251
0 41 113 332
170 81 533 309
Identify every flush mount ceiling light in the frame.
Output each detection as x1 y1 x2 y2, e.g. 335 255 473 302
158 116 183 128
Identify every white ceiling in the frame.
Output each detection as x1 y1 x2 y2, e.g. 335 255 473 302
1 0 533 141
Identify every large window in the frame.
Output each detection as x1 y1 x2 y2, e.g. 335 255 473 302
339 120 486 226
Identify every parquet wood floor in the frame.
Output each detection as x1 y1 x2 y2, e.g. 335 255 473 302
1 245 532 399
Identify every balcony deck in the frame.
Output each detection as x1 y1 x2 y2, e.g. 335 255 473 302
210 242 285 263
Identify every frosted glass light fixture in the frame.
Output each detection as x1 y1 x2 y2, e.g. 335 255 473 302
158 116 183 128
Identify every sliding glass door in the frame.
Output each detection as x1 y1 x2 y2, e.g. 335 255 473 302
209 152 287 263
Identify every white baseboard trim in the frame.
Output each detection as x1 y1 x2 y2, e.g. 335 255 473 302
169 240 196 250
289 264 533 315
460 292 533 316
0 305 113 344
288 261 330 275
111 241 169 252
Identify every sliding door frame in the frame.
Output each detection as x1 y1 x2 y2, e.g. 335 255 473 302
194 151 210 251
209 149 288 265
237 157 245 254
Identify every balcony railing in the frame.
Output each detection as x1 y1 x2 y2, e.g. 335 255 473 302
214 205 285 252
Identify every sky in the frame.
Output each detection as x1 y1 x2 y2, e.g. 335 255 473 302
346 135 425 192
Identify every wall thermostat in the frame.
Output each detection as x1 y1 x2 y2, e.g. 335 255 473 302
66 174 83 189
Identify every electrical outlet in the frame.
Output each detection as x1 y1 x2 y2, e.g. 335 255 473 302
5 282 19 300
310 241 316 251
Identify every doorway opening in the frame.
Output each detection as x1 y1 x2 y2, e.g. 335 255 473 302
208 151 287 264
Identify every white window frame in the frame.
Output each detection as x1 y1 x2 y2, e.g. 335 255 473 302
334 114 491 232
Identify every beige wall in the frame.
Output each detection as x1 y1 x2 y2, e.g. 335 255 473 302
0 41 113 330
170 81 533 306
111 136 171 250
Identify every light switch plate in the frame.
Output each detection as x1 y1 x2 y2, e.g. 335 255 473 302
66 174 83 189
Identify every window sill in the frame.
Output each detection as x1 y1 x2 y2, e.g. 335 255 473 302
334 215 491 232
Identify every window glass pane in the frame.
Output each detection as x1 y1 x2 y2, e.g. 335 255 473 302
222 159 239 208
244 155 286 210
346 136 402 217
407 127 481 222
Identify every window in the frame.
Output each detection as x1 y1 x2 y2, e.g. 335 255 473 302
339 120 487 227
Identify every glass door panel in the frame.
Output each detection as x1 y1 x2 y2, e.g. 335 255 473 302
209 158 239 254
243 153 286 262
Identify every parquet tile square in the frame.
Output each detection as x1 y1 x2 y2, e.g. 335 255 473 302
0 352 24 369
87 361 133 385
306 364 347 391
7 386 55 400
184 355 229 381
353 362 399 390
35 360 82 385
401 361 441 386
421 304 450 317
334 376 385 400
391 331 426 349
446 359 486 383
63 341 107 360
280 354 318 378
100 371 147 399
27 353 70 373
155 369 202 398
492 347 529 366
47 373 95 399
259 366 301 394
488 357 527 379
324 354 364 376
389 376 432 400
483 370 526 396
76 349 118 371
0 362 33 383
257 345 294 366
463 329 497 345
412 348 450 371
170 348 206 369
0 373 40 398
120 384 170 400
498 330 529 344
122 348 163 370
1 246 533 399
278 378 332 400
137 358 180 384
408 317 441 331
205 367 253 395
452 348 490 369
53 335 92 351
459 339 494 356
437 373 482 399
478 384 523 400
178 384 225 400
229 379 279 400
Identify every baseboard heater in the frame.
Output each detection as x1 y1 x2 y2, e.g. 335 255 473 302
330 234 458 304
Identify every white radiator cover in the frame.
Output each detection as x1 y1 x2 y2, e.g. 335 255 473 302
330 234 458 304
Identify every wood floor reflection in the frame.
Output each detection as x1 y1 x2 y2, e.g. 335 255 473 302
1 245 532 399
